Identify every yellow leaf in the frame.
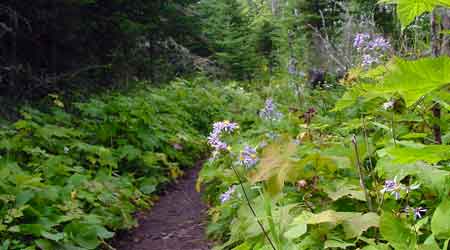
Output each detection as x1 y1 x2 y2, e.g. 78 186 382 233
249 135 298 195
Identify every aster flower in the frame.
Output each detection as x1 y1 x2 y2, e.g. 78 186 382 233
362 54 378 66
260 99 283 121
369 36 391 51
381 176 404 200
239 146 258 168
404 206 427 220
207 121 239 152
353 33 391 67
353 33 370 50
220 185 236 203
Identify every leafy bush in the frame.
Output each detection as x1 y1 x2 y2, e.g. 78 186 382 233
0 79 259 249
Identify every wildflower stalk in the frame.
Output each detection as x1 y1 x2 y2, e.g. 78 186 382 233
230 164 277 250
391 111 397 146
351 135 374 211
377 192 386 213
361 116 373 170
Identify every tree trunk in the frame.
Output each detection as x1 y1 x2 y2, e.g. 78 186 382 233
271 0 278 16
431 9 442 144
442 8 450 56
50 1 57 74
9 10 18 87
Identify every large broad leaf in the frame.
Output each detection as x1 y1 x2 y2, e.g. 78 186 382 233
375 158 450 196
343 213 380 239
248 137 298 195
374 56 450 106
283 223 307 239
380 213 416 250
325 185 366 202
385 144 450 164
305 210 361 225
379 0 450 27
431 199 450 239
334 57 450 111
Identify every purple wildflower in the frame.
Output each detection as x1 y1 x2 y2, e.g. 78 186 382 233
412 207 427 220
239 146 258 168
362 54 378 66
369 36 391 51
404 206 427 220
207 120 239 152
353 33 370 50
381 176 421 200
381 176 404 200
260 99 283 121
220 185 236 203
353 33 391 67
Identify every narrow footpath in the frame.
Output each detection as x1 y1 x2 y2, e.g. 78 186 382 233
113 161 212 250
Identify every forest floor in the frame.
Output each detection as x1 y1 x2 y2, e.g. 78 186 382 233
113 161 212 250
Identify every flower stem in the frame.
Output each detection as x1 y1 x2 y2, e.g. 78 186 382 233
351 135 374 211
391 111 397 146
230 165 277 250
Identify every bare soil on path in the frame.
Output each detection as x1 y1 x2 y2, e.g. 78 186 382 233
113 161 212 250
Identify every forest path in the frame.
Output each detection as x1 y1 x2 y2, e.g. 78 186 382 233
113 161 212 250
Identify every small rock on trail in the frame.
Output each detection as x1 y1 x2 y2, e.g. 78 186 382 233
113 161 212 250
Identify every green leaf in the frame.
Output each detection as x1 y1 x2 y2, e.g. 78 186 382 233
379 0 450 27
305 210 360 224
325 185 366 202
35 239 55 250
431 199 450 239
376 158 450 196
324 239 355 249
64 222 100 249
15 190 35 207
385 144 450 164
417 235 441 250
41 231 65 241
343 213 380 239
380 212 416 250
139 178 157 195
283 223 307 239
361 244 391 250
232 242 253 250
375 57 450 106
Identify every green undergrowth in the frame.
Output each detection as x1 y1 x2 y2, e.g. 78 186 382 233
0 78 261 250
199 57 450 250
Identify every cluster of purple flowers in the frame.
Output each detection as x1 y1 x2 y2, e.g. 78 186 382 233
239 146 258 168
353 33 391 67
260 99 283 121
207 121 239 152
220 185 236 203
381 176 425 220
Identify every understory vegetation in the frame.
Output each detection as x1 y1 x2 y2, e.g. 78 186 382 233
1 0 450 250
197 1 450 250
0 79 262 249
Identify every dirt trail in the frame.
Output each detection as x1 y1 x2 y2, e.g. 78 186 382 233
113 161 212 250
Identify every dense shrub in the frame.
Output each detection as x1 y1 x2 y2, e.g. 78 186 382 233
0 79 260 250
